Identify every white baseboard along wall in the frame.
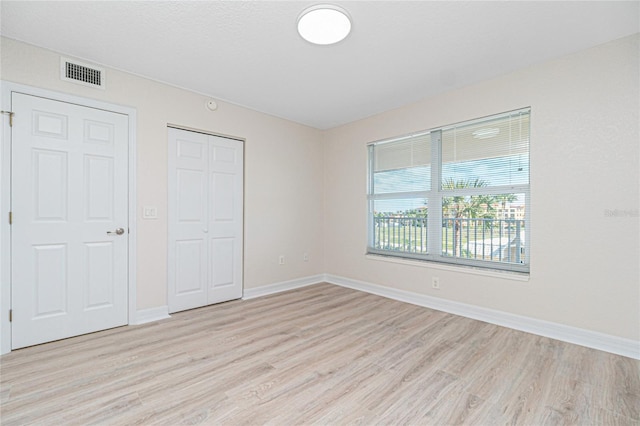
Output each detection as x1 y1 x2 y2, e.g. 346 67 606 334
242 274 640 360
133 305 171 325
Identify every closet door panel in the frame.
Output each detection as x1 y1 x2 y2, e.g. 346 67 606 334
169 129 243 313
168 128 209 313
208 136 243 304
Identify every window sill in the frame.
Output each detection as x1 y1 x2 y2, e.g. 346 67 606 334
365 253 530 282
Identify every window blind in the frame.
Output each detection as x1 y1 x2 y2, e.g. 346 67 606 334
372 132 431 195
441 110 530 188
367 107 530 273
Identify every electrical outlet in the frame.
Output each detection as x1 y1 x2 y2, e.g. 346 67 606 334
432 276 440 289
279 255 285 265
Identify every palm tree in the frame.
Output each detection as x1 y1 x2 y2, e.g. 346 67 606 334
441 178 499 257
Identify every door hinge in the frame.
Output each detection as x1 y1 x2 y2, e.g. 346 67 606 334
9 309 12 322
1 111 14 127
8 211 12 225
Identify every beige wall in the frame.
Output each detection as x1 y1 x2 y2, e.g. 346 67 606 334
1 37 325 310
323 34 640 341
2 34 638 342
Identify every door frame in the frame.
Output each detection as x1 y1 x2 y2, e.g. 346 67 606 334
0 82 138 354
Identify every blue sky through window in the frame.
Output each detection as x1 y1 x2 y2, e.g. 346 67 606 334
373 154 529 213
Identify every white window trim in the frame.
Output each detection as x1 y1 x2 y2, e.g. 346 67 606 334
367 108 530 274
364 253 530 282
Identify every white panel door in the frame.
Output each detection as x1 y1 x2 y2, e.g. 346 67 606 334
208 136 243 304
168 128 243 313
11 93 129 349
167 128 209 312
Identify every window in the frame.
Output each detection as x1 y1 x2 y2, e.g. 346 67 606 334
367 108 530 273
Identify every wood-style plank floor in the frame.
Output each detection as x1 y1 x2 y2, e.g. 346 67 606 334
1 283 639 425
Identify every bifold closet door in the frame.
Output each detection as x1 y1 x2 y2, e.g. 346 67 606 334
168 128 243 313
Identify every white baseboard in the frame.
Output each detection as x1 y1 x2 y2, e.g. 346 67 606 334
133 274 325 325
324 274 640 360
243 274 325 300
133 305 171 325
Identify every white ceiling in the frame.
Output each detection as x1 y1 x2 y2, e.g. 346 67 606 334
1 1 638 129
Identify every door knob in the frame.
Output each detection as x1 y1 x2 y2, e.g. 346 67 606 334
107 227 125 235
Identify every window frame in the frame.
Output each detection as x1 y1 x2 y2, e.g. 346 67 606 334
367 108 530 274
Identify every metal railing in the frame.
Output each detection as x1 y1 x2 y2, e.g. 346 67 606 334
372 215 428 254
373 215 525 264
442 217 524 264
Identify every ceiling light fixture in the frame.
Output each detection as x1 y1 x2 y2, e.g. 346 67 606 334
472 128 500 139
297 4 351 45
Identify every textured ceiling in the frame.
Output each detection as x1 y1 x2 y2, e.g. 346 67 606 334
1 1 638 129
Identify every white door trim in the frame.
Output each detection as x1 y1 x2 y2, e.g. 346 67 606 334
0 81 137 355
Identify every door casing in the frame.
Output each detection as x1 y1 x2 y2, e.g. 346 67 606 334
0 81 138 355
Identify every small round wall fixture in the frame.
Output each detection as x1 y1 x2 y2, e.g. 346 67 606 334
205 99 218 111
297 4 351 45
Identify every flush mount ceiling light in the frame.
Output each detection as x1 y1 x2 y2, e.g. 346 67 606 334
472 128 500 139
297 4 351 45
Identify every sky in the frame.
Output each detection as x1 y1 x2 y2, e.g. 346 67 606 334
373 154 529 214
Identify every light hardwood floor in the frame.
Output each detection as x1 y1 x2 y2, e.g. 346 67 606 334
1 283 639 425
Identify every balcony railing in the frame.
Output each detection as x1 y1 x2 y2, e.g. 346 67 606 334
372 215 428 254
372 215 525 264
442 217 525 264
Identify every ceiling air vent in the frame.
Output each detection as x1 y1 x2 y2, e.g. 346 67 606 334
60 57 106 89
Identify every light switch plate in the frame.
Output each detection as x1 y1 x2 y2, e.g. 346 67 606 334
142 206 158 219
